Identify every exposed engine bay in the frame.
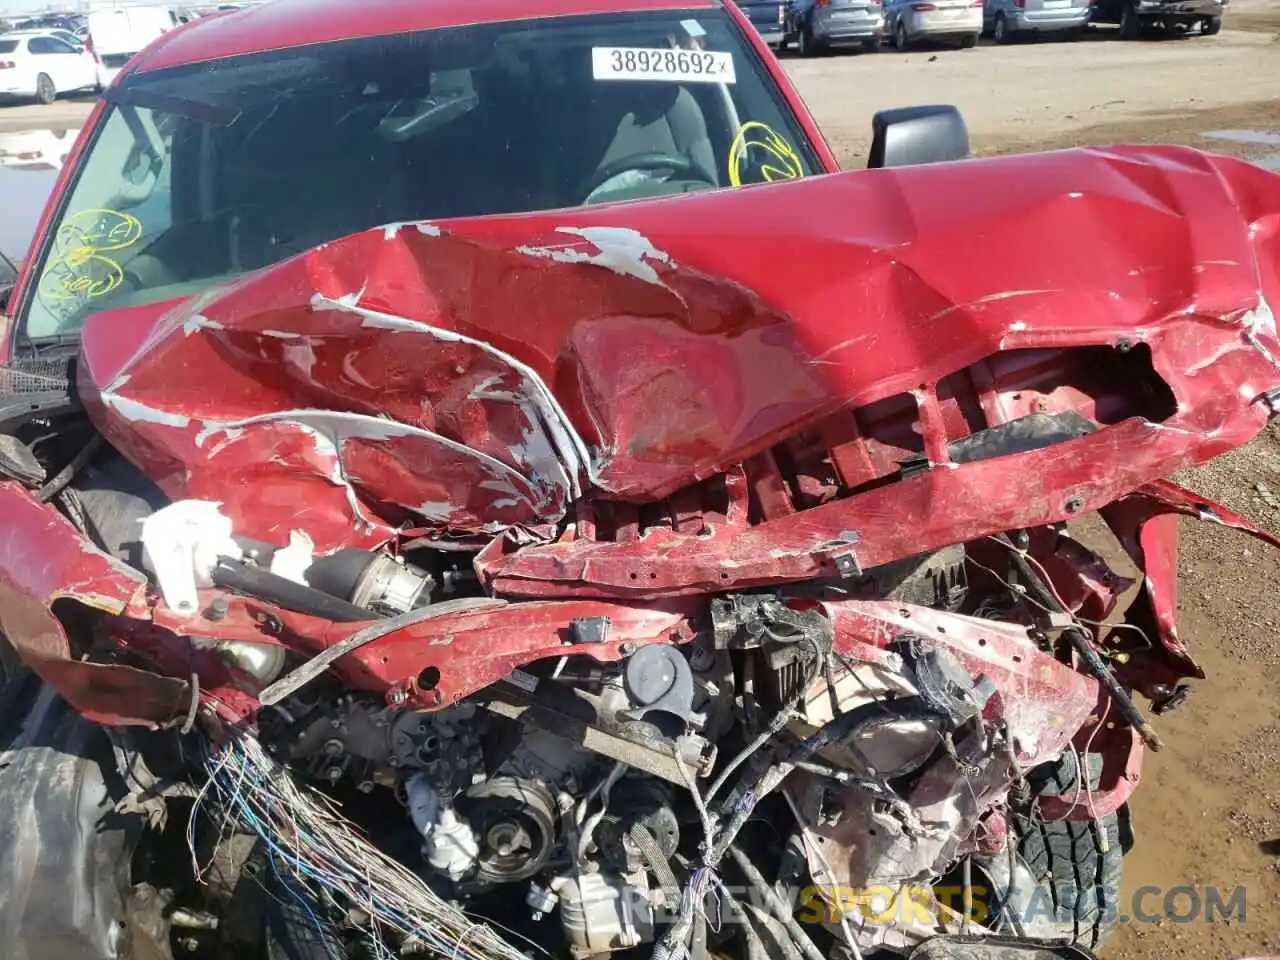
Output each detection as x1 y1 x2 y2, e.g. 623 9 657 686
3 147 1280 960
0 438 1256 960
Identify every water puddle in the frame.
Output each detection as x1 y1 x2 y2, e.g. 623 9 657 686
1200 129 1280 173
0 128 79 261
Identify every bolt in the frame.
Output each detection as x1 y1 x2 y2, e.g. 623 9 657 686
204 597 229 621
1116 337 1133 353
1064 496 1085 514
619 642 636 657
388 688 408 707
323 738 344 756
253 611 283 635
357 780 376 794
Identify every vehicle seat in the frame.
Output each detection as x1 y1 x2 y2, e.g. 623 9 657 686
552 78 718 204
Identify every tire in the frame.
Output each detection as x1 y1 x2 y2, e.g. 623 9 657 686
894 19 912 49
862 35 881 51
34 73 56 105
266 866 346 960
1009 754 1130 951
1203 15 1221 33
994 12 1014 41
1119 2 1141 38
960 31 978 46
0 674 144 957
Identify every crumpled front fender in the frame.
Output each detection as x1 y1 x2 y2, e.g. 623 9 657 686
0 482 189 726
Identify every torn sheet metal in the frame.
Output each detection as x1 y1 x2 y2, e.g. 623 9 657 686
825 600 1098 767
77 145 1280 567
0 481 190 726
1102 477 1280 677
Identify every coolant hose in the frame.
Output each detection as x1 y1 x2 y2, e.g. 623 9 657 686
710 698 940 865
708 873 770 960
727 844 825 960
707 635 826 803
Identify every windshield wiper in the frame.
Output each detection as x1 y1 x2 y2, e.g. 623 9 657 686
23 333 83 351
105 86 241 127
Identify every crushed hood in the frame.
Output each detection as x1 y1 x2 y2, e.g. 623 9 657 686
78 144 1280 553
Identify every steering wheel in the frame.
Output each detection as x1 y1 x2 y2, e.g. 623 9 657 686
575 152 717 203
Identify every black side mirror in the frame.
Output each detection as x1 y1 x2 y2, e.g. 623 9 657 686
867 105 971 169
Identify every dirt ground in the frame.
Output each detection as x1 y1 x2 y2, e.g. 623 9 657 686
782 9 1280 957
783 13 1280 166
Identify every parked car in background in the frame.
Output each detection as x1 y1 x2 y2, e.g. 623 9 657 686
785 0 886 54
14 27 91 50
86 3 177 88
985 0 1090 40
885 0 982 47
0 31 100 104
12 14 83 33
1089 0 1225 36
734 0 789 47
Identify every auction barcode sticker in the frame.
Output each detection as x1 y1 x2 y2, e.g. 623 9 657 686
591 47 737 84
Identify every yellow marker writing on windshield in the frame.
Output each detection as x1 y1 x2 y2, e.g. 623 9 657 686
39 208 143 303
728 121 804 188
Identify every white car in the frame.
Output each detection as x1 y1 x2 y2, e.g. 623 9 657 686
85 5 178 90
39 28 88 49
886 0 984 47
0 31 100 104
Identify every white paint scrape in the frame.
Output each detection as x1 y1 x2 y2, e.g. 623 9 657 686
517 226 672 286
1243 295 1278 367
102 392 192 429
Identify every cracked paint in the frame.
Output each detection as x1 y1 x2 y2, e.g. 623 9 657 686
516 225 672 286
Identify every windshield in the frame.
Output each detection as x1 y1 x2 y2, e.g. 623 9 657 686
22 9 819 341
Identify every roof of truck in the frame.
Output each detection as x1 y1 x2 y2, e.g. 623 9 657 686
133 0 719 74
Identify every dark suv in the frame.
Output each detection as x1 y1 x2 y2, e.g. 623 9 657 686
1090 0 1226 37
